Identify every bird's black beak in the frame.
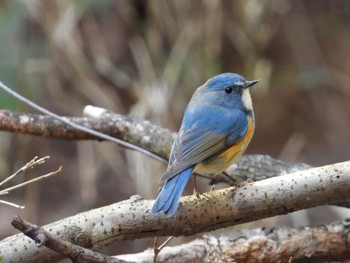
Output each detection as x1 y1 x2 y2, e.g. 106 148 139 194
245 79 260 88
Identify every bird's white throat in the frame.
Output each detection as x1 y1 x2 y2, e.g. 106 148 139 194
242 89 253 112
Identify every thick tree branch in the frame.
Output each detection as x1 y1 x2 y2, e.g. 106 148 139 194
0 83 165 162
1 161 350 262
0 108 311 182
0 108 172 161
117 220 350 263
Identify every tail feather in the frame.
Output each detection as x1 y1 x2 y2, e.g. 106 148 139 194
152 167 193 216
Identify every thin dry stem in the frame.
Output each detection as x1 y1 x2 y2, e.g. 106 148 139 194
0 199 25 209
0 156 50 187
153 236 174 263
0 156 61 209
0 167 61 194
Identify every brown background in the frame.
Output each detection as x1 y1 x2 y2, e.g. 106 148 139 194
0 0 349 256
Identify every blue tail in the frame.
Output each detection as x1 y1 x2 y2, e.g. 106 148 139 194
152 167 193 216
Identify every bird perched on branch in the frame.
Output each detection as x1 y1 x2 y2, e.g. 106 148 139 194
152 73 259 216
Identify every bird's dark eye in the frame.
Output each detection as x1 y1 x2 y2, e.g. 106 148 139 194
225 86 233 94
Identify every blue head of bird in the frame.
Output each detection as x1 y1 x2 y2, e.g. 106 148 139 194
190 73 259 117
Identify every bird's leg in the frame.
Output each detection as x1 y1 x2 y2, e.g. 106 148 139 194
153 236 174 263
210 184 216 191
193 174 201 198
222 171 241 187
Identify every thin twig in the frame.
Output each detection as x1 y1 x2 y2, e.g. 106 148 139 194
0 200 25 209
0 157 61 209
0 167 62 194
157 236 174 251
153 237 158 263
153 236 174 263
0 156 49 187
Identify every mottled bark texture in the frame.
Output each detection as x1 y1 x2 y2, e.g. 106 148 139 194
0 108 173 160
11 216 128 263
118 220 350 263
1 161 350 262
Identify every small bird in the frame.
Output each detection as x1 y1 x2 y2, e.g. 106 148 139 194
152 73 259 216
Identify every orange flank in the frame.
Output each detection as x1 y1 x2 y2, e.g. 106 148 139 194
194 116 254 175
218 116 254 167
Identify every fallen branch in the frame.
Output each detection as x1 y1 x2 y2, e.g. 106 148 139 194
11 217 128 263
117 220 350 263
9 217 350 263
1 160 349 262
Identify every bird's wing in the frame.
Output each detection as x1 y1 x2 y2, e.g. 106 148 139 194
159 107 248 184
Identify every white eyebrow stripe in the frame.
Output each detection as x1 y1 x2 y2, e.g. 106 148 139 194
234 81 245 87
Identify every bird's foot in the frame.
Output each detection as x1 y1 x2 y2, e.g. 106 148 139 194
193 187 201 198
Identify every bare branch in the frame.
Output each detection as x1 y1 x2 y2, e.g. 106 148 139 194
1 160 350 262
7 217 350 263
1 167 61 194
0 156 50 188
11 216 129 263
153 236 174 263
0 200 25 209
0 82 165 162
119 239 206 263
117 220 350 262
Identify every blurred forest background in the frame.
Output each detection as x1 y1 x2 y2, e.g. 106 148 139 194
0 0 350 256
